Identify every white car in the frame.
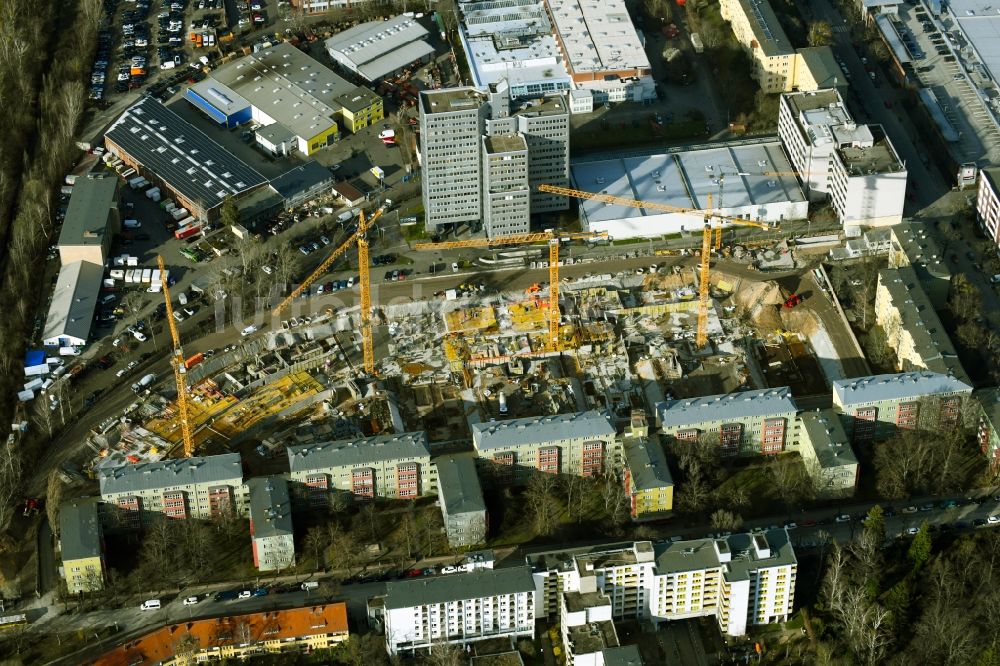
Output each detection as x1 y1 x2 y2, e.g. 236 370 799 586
173 311 185 322
238 590 252 599
905 527 920 536
989 515 1000 524
834 514 851 523
132 330 147 342
261 265 273 275
783 522 798 530
183 596 199 606
240 325 258 336
441 566 458 574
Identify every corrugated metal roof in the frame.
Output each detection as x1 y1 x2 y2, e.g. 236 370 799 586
287 431 431 473
99 453 244 496
832 372 972 406
325 16 430 71
105 97 266 212
356 40 436 82
471 411 615 451
59 497 102 561
435 456 485 515
42 260 103 346
247 476 293 539
384 565 534 610
658 387 797 428
58 174 118 248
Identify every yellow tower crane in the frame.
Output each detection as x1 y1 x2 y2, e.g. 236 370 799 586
157 255 195 458
273 208 383 374
537 184 774 348
414 230 608 350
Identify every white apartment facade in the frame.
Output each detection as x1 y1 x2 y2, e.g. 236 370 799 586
976 168 1000 250
382 566 536 656
98 453 248 528
795 409 859 499
472 410 620 483
287 432 435 503
778 90 907 227
832 372 973 443
530 532 797 638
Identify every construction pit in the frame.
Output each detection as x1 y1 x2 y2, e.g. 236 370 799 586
82 253 865 471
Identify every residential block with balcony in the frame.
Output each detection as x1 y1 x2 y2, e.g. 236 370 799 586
381 566 536 656
472 411 619 483
287 431 435 502
98 453 248 528
832 372 973 443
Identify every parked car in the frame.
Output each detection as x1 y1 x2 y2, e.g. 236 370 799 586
183 596 200 606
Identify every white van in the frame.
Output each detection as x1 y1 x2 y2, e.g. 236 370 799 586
140 599 161 610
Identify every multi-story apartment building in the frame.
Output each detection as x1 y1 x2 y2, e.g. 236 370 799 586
471 411 619 482
419 86 569 236
658 388 799 456
976 167 1000 250
529 541 657 622
482 134 531 237
649 530 797 636
530 533 797 639
778 90 907 227
94 603 349 664
622 436 674 520
874 266 970 384
435 455 488 548
59 497 105 594
832 372 973 443
560 590 630 666
974 388 1000 471
247 476 295 572
381 566 536 656
887 220 951 308
98 453 248 527
720 0 843 94
795 409 859 499
287 431 435 502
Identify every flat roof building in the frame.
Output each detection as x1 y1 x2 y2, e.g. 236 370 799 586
472 410 618 480
832 372 973 443
325 16 435 82
99 453 248 526
105 97 268 221
187 42 383 152
796 409 859 499
976 167 1000 256
875 266 970 384
269 161 335 210
545 0 655 103
482 134 530 238
287 431 435 501
382 566 536 655
59 497 105 594
435 456 488 548
778 90 907 227
570 141 807 240
658 387 799 456
622 437 674 520
887 220 950 308
57 174 120 267
42 260 104 348
458 0 572 99
247 476 295 572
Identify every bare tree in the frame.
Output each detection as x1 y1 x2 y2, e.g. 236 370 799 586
709 509 743 532
421 640 465 666
600 473 628 528
46 469 63 535
561 474 586 523
305 525 328 569
525 473 561 536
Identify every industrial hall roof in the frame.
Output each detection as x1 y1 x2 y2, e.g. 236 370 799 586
105 97 266 211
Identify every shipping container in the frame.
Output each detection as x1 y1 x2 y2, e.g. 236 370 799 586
141 268 152 283
175 225 202 240
184 353 204 369
170 207 189 221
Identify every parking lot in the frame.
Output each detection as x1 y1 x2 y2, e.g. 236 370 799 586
895 3 1000 165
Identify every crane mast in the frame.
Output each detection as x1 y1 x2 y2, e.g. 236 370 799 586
157 255 195 457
